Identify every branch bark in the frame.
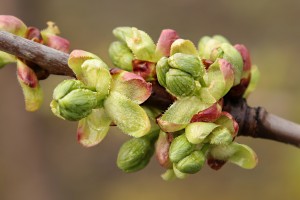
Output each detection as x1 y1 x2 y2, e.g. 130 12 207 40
1 30 300 147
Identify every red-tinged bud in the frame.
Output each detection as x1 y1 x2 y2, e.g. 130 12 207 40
155 131 173 169
217 112 239 137
234 44 252 79
45 35 70 53
17 60 39 88
207 157 226 170
155 29 180 58
190 99 223 122
132 59 156 81
26 27 43 43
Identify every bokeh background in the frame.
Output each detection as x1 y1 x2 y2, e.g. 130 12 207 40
0 0 300 199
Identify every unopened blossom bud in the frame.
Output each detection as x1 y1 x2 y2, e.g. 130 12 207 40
176 150 205 174
168 53 205 78
169 134 195 163
166 69 196 97
17 59 43 111
109 41 134 71
209 126 233 145
117 137 154 173
51 80 101 121
156 57 170 88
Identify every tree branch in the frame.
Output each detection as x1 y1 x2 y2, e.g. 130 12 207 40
1 30 300 147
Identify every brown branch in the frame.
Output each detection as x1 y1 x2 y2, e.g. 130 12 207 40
1 30 300 147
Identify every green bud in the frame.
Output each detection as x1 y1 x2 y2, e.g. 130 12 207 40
168 53 205 78
176 150 205 174
157 96 211 132
104 91 151 137
211 43 243 86
166 69 195 97
117 137 154 173
156 57 170 88
17 59 43 112
185 122 219 144
209 126 232 145
77 108 112 147
113 27 157 62
170 39 198 56
169 134 195 163
109 41 134 71
51 83 101 121
52 79 88 100
81 59 112 99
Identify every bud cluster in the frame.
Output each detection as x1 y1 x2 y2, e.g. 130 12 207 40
109 27 259 180
0 15 70 111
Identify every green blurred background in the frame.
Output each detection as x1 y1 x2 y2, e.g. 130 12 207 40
0 0 300 199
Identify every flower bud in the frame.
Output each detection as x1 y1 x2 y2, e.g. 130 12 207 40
0 15 27 37
156 57 170 88
168 53 205 78
52 79 88 100
166 69 196 97
209 126 233 145
161 169 176 181
155 29 180 58
185 122 219 144
155 131 173 169
173 163 188 179
170 39 198 56
77 108 112 147
117 137 154 173
176 150 205 174
109 41 134 71
104 91 151 137
211 43 243 86
17 59 43 111
51 80 101 121
169 134 195 163
234 44 251 79
113 27 157 62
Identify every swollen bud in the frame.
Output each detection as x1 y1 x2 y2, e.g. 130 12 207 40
117 137 154 173
166 69 195 97
169 134 195 163
51 80 101 121
176 150 205 174
170 39 198 56
0 15 27 37
198 35 230 59
155 29 180 58
17 60 43 112
156 57 170 88
185 122 219 144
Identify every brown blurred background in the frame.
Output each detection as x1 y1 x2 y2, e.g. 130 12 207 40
0 0 300 199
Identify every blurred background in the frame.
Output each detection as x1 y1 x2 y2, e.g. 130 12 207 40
0 0 300 199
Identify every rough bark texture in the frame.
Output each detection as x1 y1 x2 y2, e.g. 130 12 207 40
1 30 300 147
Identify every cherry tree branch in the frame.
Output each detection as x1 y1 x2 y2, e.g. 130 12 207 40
1 30 300 147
